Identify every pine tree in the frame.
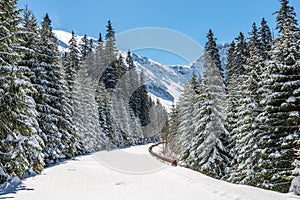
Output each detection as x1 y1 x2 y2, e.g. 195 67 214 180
88 38 93 54
96 82 115 147
229 23 264 185
129 71 151 127
104 20 117 65
234 32 249 75
184 54 230 179
205 29 224 79
274 0 298 34
88 32 104 79
69 31 80 71
177 80 197 156
225 41 238 147
165 104 181 156
64 31 80 92
225 32 249 171
73 65 108 152
81 34 89 61
255 0 300 192
0 0 44 182
259 18 272 59
37 14 77 164
126 50 134 69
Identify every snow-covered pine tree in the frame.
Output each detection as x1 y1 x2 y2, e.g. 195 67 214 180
67 31 80 73
229 23 265 185
63 31 80 96
73 65 108 152
100 59 121 91
226 32 249 177
96 82 115 148
225 41 238 155
184 53 230 179
87 38 93 54
181 77 204 162
81 34 89 61
259 18 272 60
165 104 181 157
0 1 44 183
128 70 151 130
150 99 168 141
87 33 105 80
177 78 197 157
103 20 117 66
126 50 134 70
37 14 77 164
205 29 224 79
255 0 300 192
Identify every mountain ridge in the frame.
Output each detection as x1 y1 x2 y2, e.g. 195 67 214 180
53 30 228 111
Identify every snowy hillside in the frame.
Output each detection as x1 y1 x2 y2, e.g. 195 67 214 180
53 30 228 111
1 144 298 200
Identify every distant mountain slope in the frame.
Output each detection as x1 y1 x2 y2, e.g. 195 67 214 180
53 30 228 111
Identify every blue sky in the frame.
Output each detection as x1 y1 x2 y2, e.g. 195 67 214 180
17 0 300 65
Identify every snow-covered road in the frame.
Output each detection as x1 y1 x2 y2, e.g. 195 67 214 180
1 144 299 200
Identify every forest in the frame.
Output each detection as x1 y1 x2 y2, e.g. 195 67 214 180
164 0 300 193
0 0 300 194
0 0 166 185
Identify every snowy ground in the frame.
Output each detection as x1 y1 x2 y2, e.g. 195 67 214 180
1 144 299 200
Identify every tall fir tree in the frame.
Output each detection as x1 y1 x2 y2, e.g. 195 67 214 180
37 14 77 164
177 79 197 156
0 0 44 183
229 23 265 185
259 18 273 60
255 0 300 192
129 71 151 127
225 41 239 155
73 64 108 152
184 54 230 179
104 20 117 65
64 31 80 93
205 29 224 79
81 34 89 61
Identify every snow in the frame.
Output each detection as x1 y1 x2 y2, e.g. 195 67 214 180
290 111 299 117
1 144 298 200
290 176 300 195
287 96 296 103
53 30 229 111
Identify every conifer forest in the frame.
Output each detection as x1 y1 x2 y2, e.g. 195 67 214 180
1 0 300 195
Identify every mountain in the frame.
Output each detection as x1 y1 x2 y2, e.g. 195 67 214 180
53 30 228 111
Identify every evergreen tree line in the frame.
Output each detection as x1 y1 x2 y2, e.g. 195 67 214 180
0 0 167 184
164 0 300 193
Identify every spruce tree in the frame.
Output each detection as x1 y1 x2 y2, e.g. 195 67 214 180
165 104 181 156
0 0 44 182
64 31 80 93
177 80 197 156
104 20 117 65
229 23 264 185
129 71 151 127
81 34 89 61
96 82 114 147
259 18 272 59
205 29 224 79
37 14 77 164
184 54 230 179
255 0 300 192
69 31 80 71
73 65 108 152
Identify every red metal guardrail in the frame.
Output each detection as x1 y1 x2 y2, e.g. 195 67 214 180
148 142 177 166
